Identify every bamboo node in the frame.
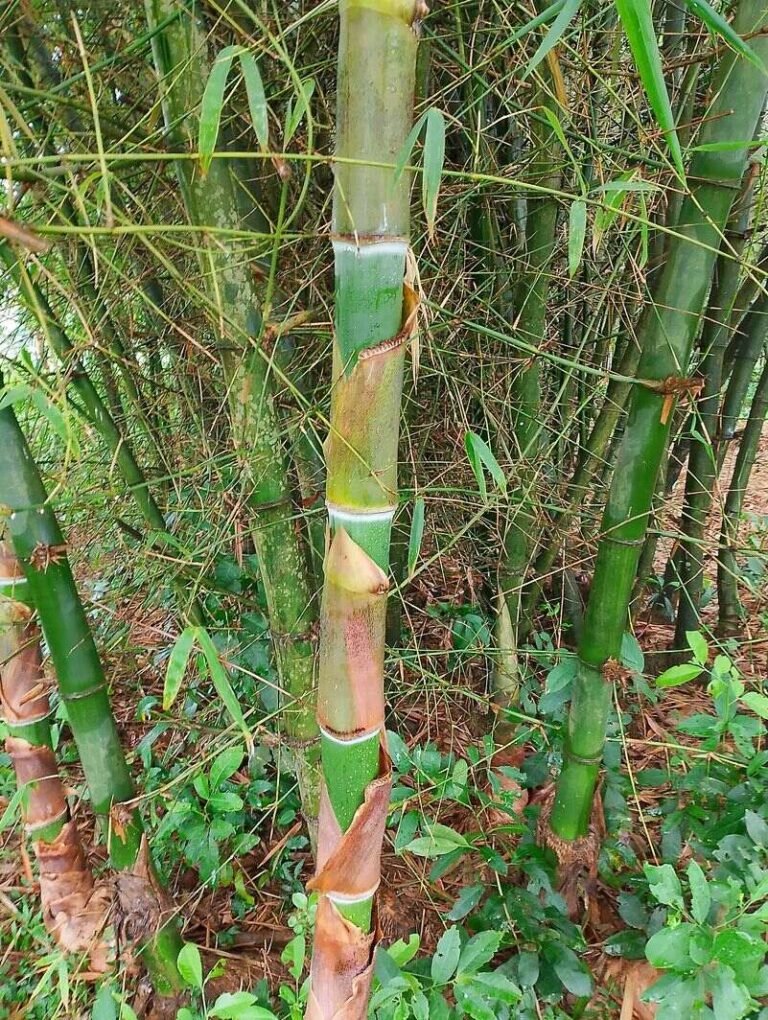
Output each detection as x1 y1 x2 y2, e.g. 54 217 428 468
641 375 704 425
28 542 68 571
602 657 631 686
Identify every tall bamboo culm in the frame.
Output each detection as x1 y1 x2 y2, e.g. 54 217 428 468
549 0 768 843
0 395 183 994
306 3 424 1017
145 0 321 832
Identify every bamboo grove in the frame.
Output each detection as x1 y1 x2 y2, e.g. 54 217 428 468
1 1 767 1017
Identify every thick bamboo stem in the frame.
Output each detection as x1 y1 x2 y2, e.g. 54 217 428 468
549 1 768 841
0 538 110 963
306 3 423 1017
0 396 183 994
145 0 321 830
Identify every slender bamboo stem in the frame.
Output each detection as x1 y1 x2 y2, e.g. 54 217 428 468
674 179 755 642
306 3 423 1016
496 57 562 702
718 351 768 633
549 1 768 841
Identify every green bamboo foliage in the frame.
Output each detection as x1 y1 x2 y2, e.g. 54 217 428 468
0 241 202 626
144 0 320 828
306 2 423 1016
0 536 109 963
549 0 768 843
0 395 183 994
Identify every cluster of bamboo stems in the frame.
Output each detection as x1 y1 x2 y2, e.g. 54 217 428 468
1 0 768 1017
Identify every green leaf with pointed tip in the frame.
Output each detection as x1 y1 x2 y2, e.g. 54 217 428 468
568 198 587 276
422 108 445 240
209 746 244 790
741 691 768 719
457 930 503 975
407 497 426 577
199 46 237 175
686 630 708 667
523 0 582 79
195 628 250 746
465 431 507 502
644 863 685 909
239 53 269 152
284 77 315 146
614 0 684 178
684 0 766 73
163 627 197 710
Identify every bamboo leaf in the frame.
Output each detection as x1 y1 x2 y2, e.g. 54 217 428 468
195 628 251 747
568 199 587 276
163 627 197 710
393 110 428 184
239 53 269 152
465 431 507 501
684 0 766 73
199 46 237 175
422 108 445 240
284 77 315 146
614 0 684 178
407 497 426 577
523 0 582 79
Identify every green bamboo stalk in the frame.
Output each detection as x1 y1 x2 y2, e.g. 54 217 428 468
549 1 768 842
0 536 109 960
0 392 183 994
144 0 320 831
718 291 768 465
306 3 422 1016
674 179 755 643
717 355 768 633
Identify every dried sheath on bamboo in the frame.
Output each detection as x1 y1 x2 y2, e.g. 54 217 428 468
306 2 425 1017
